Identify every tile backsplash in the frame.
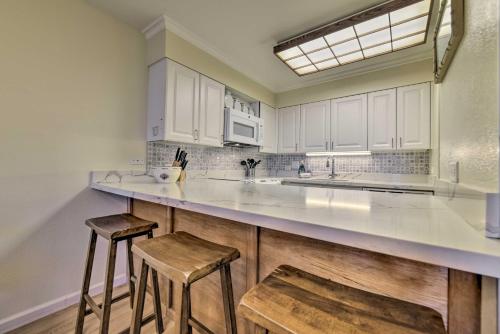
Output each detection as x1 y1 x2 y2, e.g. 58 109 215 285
147 142 430 175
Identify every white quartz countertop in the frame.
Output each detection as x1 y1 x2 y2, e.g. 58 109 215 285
91 177 500 277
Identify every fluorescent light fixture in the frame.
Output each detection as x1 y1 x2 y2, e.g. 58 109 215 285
274 0 433 76
305 151 372 157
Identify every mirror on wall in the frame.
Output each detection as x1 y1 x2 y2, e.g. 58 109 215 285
433 0 464 83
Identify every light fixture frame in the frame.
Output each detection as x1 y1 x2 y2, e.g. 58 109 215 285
274 0 434 76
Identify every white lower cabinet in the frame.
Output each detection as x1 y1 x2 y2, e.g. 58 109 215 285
260 103 278 153
331 94 368 151
368 89 397 151
397 83 431 150
300 101 331 152
278 105 300 153
147 58 225 147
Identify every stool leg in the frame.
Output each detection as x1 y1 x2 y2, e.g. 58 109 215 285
131 260 149 334
220 263 237 334
75 230 98 334
127 238 135 308
180 284 191 334
151 268 164 333
99 240 118 334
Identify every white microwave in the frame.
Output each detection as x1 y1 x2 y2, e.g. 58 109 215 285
224 108 263 146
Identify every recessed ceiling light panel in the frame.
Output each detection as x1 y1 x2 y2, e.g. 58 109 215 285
274 0 433 76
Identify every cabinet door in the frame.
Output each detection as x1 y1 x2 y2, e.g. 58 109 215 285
198 75 224 147
147 59 167 141
165 60 199 143
260 103 278 153
331 94 368 151
278 105 300 153
397 83 430 150
368 89 396 151
300 101 331 152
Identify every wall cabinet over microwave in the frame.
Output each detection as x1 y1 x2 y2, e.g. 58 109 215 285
147 58 225 147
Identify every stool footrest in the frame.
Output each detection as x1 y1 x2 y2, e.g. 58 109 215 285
84 291 131 317
188 317 214 334
83 294 102 318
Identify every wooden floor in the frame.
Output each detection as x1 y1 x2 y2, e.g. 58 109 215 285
8 285 162 334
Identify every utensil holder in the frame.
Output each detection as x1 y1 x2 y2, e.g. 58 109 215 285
178 170 187 182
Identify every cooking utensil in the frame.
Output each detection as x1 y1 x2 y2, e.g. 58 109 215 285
179 151 187 164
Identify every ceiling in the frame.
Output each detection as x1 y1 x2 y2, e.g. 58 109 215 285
87 0 438 93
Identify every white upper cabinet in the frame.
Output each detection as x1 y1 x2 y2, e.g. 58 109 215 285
278 105 300 153
331 94 368 151
300 101 331 152
368 89 397 151
165 60 199 143
147 59 225 146
260 103 278 153
397 83 431 150
199 75 224 147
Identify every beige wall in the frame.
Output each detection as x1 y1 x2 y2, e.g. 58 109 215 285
0 0 147 325
435 0 498 192
276 59 434 107
147 27 276 107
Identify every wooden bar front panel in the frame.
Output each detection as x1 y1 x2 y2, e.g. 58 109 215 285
130 199 486 334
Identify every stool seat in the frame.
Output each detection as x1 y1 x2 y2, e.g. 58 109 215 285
85 214 158 240
132 231 240 284
239 265 446 334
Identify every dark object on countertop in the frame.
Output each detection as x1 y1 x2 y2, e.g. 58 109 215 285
298 161 306 175
181 160 188 170
175 147 181 161
238 265 446 334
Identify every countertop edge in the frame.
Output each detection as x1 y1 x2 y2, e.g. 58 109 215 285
91 182 500 278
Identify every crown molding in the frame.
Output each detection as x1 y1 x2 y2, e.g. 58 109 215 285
142 15 277 92
142 15 434 95
274 47 434 92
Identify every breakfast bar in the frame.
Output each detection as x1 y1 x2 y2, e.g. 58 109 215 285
91 175 500 334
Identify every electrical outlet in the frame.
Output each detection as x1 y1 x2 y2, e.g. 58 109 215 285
129 159 145 165
449 161 459 183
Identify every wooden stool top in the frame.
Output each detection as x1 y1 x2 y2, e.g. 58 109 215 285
131 231 240 284
239 265 446 334
85 214 158 240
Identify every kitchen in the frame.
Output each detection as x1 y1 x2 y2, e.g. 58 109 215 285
0 0 499 333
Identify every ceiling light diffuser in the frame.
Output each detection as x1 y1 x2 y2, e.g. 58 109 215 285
274 0 433 76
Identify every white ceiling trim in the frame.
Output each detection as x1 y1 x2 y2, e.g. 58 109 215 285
142 14 277 92
141 13 434 94
275 48 433 92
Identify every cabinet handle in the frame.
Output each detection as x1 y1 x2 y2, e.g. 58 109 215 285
399 137 402 147
331 141 334 150
391 138 394 148
221 134 224 145
325 141 328 151
193 129 199 140
295 143 298 152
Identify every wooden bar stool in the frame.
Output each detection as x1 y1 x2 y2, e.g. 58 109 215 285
129 231 240 334
239 265 446 334
75 214 164 334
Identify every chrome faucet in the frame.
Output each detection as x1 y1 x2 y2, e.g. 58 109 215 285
326 157 338 178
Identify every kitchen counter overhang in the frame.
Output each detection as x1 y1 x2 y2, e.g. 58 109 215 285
91 177 500 278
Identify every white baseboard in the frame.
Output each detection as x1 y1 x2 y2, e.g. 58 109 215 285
0 274 128 333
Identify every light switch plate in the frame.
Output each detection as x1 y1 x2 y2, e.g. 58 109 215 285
449 161 459 183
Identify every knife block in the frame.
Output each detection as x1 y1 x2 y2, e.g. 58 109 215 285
178 170 187 182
